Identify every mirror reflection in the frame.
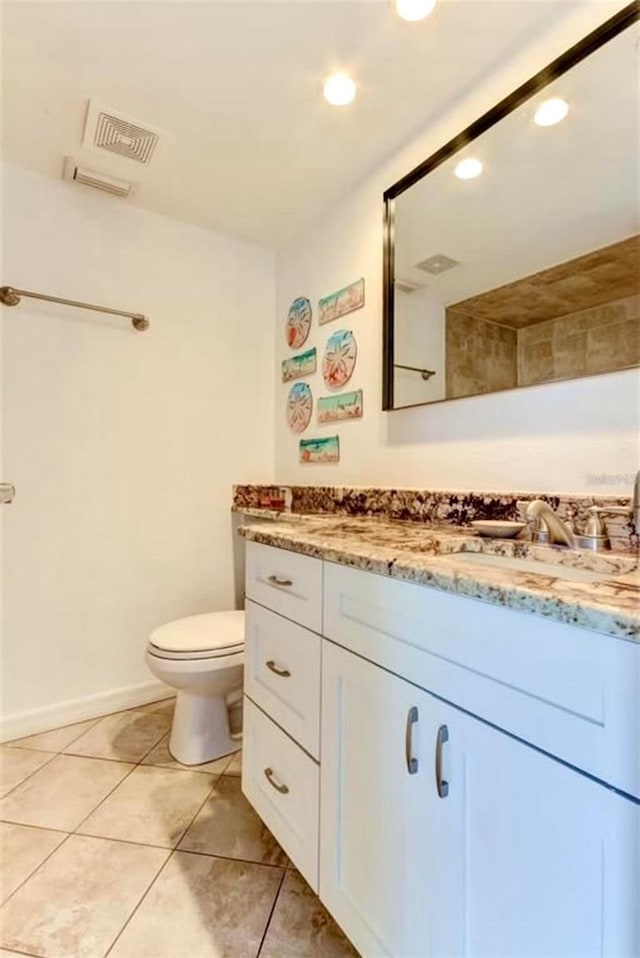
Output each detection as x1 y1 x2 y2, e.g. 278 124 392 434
388 21 639 409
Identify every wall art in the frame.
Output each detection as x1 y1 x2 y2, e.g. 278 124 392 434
319 277 364 326
282 347 317 383
299 435 340 464
317 388 363 423
286 296 312 349
287 382 313 433
322 329 357 388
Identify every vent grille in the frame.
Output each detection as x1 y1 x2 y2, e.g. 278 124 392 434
94 112 158 165
416 253 459 275
83 101 162 166
63 157 132 197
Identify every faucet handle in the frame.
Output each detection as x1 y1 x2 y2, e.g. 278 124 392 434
585 506 607 538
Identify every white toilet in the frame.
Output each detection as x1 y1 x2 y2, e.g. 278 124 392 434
145 610 244 766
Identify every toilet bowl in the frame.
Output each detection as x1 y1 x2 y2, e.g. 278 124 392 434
145 610 244 766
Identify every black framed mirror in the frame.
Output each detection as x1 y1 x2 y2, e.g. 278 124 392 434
382 3 639 411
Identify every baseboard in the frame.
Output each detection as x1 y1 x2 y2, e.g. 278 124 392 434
0 679 172 743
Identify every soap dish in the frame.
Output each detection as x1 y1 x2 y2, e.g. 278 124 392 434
470 520 527 539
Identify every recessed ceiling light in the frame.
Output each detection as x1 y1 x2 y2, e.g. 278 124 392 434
454 158 483 180
323 72 357 107
395 0 437 21
534 97 570 127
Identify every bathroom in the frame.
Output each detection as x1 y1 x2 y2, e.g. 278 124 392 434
0 1 638 956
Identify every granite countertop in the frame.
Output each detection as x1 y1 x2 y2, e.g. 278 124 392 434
236 512 640 642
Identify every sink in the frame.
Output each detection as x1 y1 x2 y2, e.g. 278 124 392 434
451 552 608 583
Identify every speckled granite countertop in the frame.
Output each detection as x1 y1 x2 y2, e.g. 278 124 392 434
237 512 639 642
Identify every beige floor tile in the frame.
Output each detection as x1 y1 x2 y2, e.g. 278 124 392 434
0 823 66 904
141 736 231 775
64 710 171 763
0 747 54 799
0 754 133 831
179 774 286 866
110 850 282 958
139 698 176 715
224 750 242 776
0 834 168 958
78 765 215 848
261 868 360 958
7 718 100 754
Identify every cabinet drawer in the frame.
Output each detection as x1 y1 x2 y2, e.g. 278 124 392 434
245 541 323 633
245 601 321 759
324 561 640 799
242 697 319 891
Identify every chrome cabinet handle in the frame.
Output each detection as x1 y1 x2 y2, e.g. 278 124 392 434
267 574 293 588
264 767 289 795
266 660 291 678
405 706 419 774
435 725 449 798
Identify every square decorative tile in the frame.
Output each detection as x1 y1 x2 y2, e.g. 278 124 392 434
0 754 133 831
64 710 171 763
141 735 231 775
0 747 53 799
109 850 283 958
179 774 287 866
0 823 66 904
78 765 215 848
0 834 168 958
7 718 100 754
260 868 359 958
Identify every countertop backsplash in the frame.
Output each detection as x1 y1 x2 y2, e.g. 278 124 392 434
233 484 638 554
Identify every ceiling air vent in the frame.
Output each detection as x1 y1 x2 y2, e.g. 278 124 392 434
416 253 459 275
83 101 161 166
395 277 424 294
62 157 133 197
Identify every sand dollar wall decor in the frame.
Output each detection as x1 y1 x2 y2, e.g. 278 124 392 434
322 329 357 389
286 296 312 349
287 382 313 433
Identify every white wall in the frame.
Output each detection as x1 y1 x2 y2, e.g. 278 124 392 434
275 1 639 495
1 164 275 736
394 287 445 407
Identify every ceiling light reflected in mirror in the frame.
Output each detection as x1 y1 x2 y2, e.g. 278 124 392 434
454 158 483 180
323 72 357 106
534 97 570 126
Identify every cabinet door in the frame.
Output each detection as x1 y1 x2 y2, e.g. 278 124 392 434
320 640 461 958
439 700 639 958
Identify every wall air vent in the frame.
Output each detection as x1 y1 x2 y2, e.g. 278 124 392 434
416 253 459 275
62 157 133 197
83 100 161 166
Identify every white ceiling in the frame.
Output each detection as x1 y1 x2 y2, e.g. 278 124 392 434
0 0 620 247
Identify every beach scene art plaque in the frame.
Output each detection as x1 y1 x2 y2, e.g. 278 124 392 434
299 435 340 464
319 278 364 326
317 389 363 423
286 296 312 349
282 347 317 383
322 329 357 388
287 382 313 433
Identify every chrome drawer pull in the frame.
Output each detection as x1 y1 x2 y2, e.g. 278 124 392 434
435 724 449 798
405 706 419 774
266 660 291 678
264 767 289 795
267 574 293 588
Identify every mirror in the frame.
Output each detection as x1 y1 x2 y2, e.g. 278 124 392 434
382 6 639 410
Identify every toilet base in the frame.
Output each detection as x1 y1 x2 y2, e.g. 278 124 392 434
169 690 240 765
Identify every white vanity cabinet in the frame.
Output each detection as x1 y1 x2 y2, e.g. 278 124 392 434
242 540 639 958
321 639 638 958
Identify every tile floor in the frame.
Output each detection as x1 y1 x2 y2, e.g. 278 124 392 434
0 699 358 958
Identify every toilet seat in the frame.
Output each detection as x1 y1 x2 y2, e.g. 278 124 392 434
148 610 244 662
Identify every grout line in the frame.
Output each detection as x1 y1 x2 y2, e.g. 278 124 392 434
0 831 73 909
169 845 288 869
256 861 287 958
70 762 140 836
101 847 173 958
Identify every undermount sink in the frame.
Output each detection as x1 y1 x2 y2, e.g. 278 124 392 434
451 552 609 583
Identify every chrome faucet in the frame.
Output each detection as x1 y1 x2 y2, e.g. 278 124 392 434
524 470 639 552
525 500 576 548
